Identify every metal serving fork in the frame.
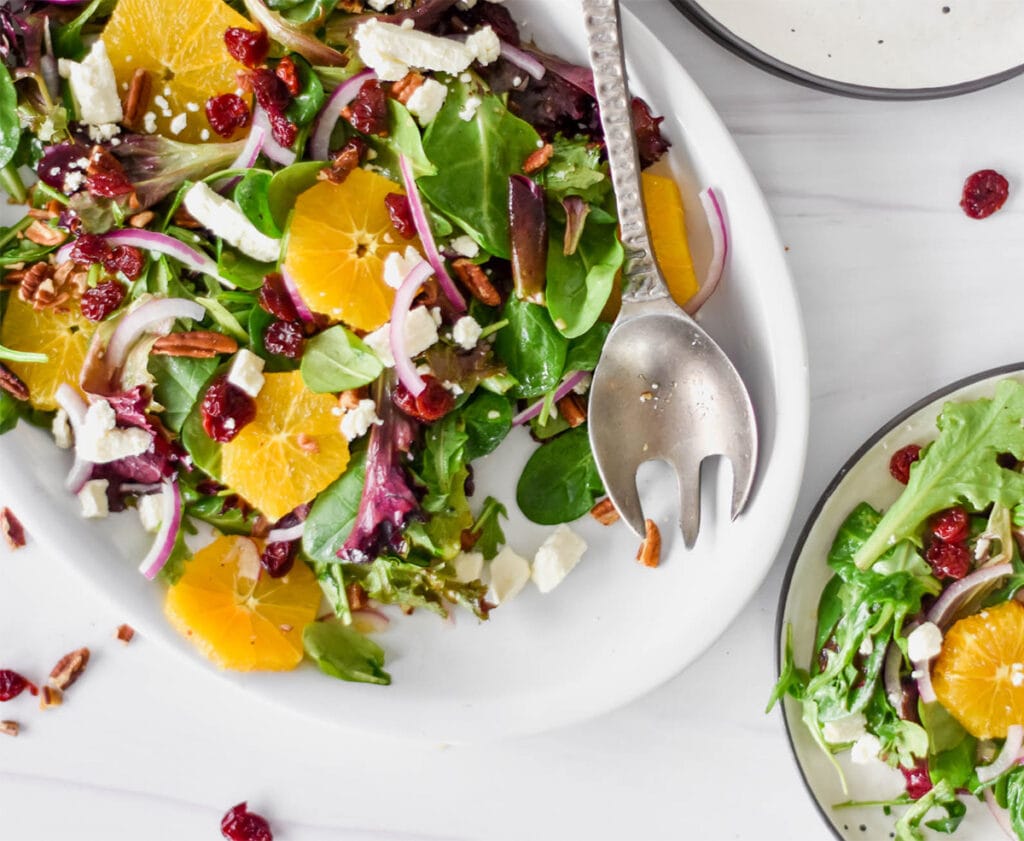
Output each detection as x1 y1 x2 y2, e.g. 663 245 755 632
583 0 758 547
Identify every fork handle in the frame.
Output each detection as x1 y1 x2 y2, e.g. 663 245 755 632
582 0 669 305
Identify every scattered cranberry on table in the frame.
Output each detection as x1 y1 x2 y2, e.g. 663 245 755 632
220 802 273 841
960 168 1009 219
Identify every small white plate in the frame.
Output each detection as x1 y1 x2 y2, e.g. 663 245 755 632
0 0 808 743
672 0 1024 99
778 364 1024 839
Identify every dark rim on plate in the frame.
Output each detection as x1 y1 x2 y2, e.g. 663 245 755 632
669 0 1024 101
774 361 1024 838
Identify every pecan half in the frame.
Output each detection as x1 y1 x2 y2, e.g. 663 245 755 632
17 261 52 302
522 143 554 175
452 258 500 306
636 519 661 568
0 507 27 549
390 71 425 105
48 647 90 691
318 138 367 185
0 364 29 401
151 331 239 358
590 497 620 526
556 392 587 428
115 624 136 644
173 206 202 229
0 720 18 737
23 220 67 247
123 68 152 127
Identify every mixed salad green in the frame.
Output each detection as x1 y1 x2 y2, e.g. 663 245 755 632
772 378 1024 840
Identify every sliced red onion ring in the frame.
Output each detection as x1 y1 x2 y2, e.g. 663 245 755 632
55 384 92 493
883 639 905 711
913 659 937 704
216 124 267 194
984 787 1017 840
926 563 1013 627
310 68 375 162
390 260 435 397
139 478 183 580
106 297 206 372
498 39 546 80
242 0 347 66
251 105 297 167
280 266 315 325
512 370 587 426
398 153 466 312
684 187 728 316
267 523 305 544
977 725 1024 784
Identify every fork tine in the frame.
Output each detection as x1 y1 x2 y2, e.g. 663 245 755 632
675 459 702 548
726 437 758 520
604 471 646 539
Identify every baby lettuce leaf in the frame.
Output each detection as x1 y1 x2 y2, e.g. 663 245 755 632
1006 767 1024 840
517 425 604 524
418 79 540 258
267 161 323 230
302 621 390 686
233 169 281 238
459 391 513 460
300 325 383 393
0 65 19 171
493 297 567 399
368 99 436 178
853 379 1024 569
536 136 610 204
0 391 19 435
469 496 507 560
343 556 489 620
303 447 368 564
416 413 473 560
148 355 219 433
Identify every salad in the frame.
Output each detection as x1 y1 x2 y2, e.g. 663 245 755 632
0 0 726 685
772 379 1024 840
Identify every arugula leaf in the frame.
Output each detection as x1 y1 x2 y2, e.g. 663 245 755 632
894 780 960 841
767 623 809 710
300 325 383 393
493 298 568 399
303 447 367 563
517 426 604 524
853 380 1024 569
148 355 218 433
302 621 390 686
469 496 507 560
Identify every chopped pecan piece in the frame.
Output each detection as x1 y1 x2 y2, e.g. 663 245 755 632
123 68 152 127
296 433 319 454
39 686 62 710
390 71 425 104
128 210 156 229
0 720 18 737
318 138 367 185
47 647 90 691
115 624 136 644
151 331 239 358
635 519 661 568
590 497 620 526
0 364 29 402
346 582 369 611
0 507 26 549
451 258 500 306
23 220 68 247
522 143 554 174
338 388 367 411
173 206 202 229
556 392 587 428
17 262 53 302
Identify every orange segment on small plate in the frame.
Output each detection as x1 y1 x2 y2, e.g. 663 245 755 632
282 169 421 331
0 295 94 411
165 534 321 671
932 600 1024 739
101 0 251 142
220 370 350 521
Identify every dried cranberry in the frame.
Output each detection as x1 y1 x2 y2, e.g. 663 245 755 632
81 280 127 322
889 444 922 484
70 233 111 265
961 169 1009 219
260 541 296 578
393 375 455 422
925 541 972 580
206 94 251 139
267 110 298 148
930 507 970 544
347 78 389 136
86 170 134 198
0 669 35 702
257 273 299 322
384 193 416 239
221 802 273 841
251 68 292 114
201 375 257 443
263 320 304 358
224 27 269 69
900 762 933 800
275 56 300 96
103 245 145 280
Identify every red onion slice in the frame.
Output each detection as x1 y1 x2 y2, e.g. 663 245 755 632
512 370 587 426
883 639 906 711
913 660 937 704
267 523 305 544
251 105 297 167
684 187 728 316
390 260 435 397
138 478 183 580
280 266 316 325
55 384 93 493
984 787 1017 840
498 40 546 80
216 124 267 193
926 563 1013 628
398 154 466 312
310 68 375 162
977 725 1024 783
106 297 207 372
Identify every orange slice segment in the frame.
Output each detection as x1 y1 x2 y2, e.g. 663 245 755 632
282 169 421 331
101 0 251 142
220 370 350 521
642 171 700 308
932 600 1024 739
165 535 321 671
0 295 94 411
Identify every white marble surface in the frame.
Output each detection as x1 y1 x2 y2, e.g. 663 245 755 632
5 1 1024 839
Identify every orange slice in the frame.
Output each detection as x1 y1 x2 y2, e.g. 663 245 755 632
282 170 421 331
101 0 251 142
0 295 94 411
220 370 350 521
165 534 321 671
643 171 700 308
932 600 1024 739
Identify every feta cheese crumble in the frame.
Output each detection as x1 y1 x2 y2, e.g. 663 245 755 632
183 182 281 263
382 245 426 289
78 479 110 519
453 551 484 583
459 94 482 121
58 41 123 126
821 713 867 745
450 234 480 258
138 491 165 533
486 545 531 605
531 524 587 594
465 27 500 65
405 78 448 126
907 621 943 662
227 349 266 398
451 315 483 350
77 400 152 464
52 408 73 449
340 399 383 441
850 733 883 765
363 307 439 366
355 19 500 81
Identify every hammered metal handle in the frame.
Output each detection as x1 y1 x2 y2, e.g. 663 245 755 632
582 0 668 304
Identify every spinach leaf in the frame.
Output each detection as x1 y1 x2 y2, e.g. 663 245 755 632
564 321 611 373
300 325 383 393
1006 766 1024 840
180 366 224 480
267 161 323 230
285 55 325 126
546 214 623 339
0 65 20 172
216 245 274 291
0 391 19 435
233 169 281 238
459 390 512 460
537 136 611 204
517 425 603 524
493 298 567 399
148 355 218 433
248 306 297 372
303 447 367 563
813 574 845 654
302 621 390 686
418 80 540 258
368 99 436 178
